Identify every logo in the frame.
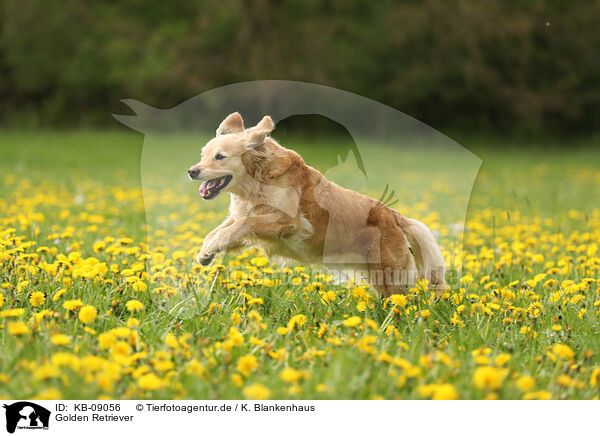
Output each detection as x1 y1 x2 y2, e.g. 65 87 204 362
113 81 481 318
2 402 50 434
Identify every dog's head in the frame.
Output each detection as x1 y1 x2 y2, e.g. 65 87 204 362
188 112 276 199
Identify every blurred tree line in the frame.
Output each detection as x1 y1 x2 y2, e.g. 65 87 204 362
1 0 598 135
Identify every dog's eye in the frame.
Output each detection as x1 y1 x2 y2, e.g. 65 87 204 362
215 153 226 160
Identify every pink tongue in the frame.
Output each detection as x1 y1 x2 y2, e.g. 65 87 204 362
199 178 220 197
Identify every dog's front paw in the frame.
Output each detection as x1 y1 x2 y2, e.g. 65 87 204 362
196 251 215 266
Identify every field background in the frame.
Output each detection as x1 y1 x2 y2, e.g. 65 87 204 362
0 130 599 400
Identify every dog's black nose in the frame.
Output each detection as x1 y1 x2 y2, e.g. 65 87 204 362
188 167 200 179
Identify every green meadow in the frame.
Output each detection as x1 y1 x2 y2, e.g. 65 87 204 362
0 131 599 399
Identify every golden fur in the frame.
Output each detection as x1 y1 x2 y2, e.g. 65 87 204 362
188 112 446 295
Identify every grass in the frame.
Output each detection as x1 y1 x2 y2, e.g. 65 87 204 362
0 130 599 400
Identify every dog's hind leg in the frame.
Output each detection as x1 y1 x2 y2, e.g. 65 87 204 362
393 212 447 289
365 224 415 296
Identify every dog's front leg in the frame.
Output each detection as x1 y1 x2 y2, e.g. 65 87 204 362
202 216 235 248
197 216 235 265
197 213 295 265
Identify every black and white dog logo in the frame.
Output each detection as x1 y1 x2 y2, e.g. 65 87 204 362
3 402 50 433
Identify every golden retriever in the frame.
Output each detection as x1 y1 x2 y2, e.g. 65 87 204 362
188 112 446 295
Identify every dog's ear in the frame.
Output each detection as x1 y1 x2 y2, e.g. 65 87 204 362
264 147 291 179
244 128 271 149
216 112 245 135
253 115 275 133
244 116 275 147
242 142 292 181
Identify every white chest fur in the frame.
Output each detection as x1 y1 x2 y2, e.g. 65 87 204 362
228 192 314 263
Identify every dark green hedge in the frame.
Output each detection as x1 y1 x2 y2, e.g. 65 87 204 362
1 0 598 134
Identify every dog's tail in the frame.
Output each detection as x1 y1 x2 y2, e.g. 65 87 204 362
394 212 447 288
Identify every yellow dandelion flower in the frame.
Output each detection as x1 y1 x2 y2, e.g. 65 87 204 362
186 360 206 377
132 281 148 292
29 291 45 307
111 327 131 338
34 388 62 400
125 299 144 312
237 354 258 377
522 390 551 400
126 317 140 328
231 373 243 387
248 310 262 323
432 384 459 400
78 305 98 324
8 321 30 336
243 383 270 400
552 344 574 360
287 314 307 330
390 294 407 307
342 316 362 327
516 375 535 392
111 341 131 355
247 297 264 306
460 274 473 284
494 353 511 366
93 241 106 252
98 333 117 350
164 333 179 349
319 290 336 304
280 368 309 383
50 334 71 346
63 299 83 312
556 374 574 387
52 289 66 302
251 256 269 267
473 366 508 390
137 373 164 390
228 327 244 346
268 348 287 362
0 308 25 318
33 364 60 381
316 384 328 392
520 326 531 335
153 360 174 372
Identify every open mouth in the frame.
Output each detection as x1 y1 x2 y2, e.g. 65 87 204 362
199 175 232 200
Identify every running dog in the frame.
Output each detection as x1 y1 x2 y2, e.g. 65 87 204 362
188 112 446 295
